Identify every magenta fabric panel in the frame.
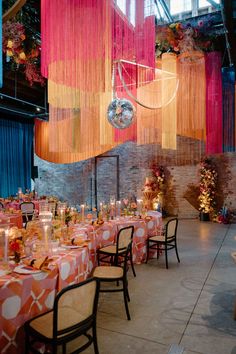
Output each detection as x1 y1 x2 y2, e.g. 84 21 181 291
205 51 223 154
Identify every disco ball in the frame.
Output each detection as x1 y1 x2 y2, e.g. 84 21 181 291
107 98 135 129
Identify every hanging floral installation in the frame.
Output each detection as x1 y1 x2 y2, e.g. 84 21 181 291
156 13 222 57
2 20 45 85
198 158 217 215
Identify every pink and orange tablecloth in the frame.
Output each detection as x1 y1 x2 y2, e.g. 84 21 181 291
0 247 90 354
71 213 163 270
0 212 162 353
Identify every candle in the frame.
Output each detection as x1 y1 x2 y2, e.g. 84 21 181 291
81 204 85 222
99 202 103 218
110 202 115 219
137 199 143 216
116 201 121 218
4 228 9 263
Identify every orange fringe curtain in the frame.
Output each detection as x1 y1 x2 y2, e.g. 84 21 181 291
35 119 116 164
161 53 177 150
177 51 206 141
41 0 115 157
136 65 162 145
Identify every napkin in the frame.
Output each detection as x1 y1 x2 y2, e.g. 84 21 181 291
24 256 53 271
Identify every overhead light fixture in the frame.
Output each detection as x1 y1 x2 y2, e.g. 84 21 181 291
36 107 41 112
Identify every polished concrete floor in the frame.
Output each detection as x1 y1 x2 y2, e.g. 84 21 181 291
84 219 236 354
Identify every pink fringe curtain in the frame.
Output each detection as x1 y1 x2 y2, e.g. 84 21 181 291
41 0 115 157
40 0 156 162
113 0 155 143
205 52 223 154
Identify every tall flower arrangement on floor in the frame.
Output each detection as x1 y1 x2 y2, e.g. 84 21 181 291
198 158 217 215
143 165 165 210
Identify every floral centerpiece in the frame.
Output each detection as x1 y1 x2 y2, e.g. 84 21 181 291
121 198 137 217
9 238 23 263
198 158 217 219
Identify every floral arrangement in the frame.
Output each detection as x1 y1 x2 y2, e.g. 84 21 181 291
156 14 221 57
142 165 165 210
217 206 230 224
198 158 217 214
121 198 137 216
9 238 23 263
2 20 45 86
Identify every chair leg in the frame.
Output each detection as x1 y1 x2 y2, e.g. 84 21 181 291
146 240 150 263
123 279 131 320
24 333 30 354
97 252 100 266
175 242 180 263
165 246 168 269
126 281 130 302
130 249 136 277
157 244 159 259
93 323 99 354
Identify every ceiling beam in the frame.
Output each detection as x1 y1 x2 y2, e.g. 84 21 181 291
222 0 236 67
3 0 27 23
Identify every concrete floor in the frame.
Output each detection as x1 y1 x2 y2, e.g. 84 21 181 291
84 219 236 354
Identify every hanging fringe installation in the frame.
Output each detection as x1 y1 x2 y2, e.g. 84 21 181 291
205 52 223 154
161 53 177 150
222 66 235 152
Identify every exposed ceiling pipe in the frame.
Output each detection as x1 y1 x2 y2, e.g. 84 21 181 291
0 93 46 110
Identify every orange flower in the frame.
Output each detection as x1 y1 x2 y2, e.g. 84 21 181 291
6 49 13 57
7 40 13 48
19 52 26 60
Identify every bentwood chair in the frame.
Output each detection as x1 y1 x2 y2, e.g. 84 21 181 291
20 202 35 226
24 278 100 354
97 225 136 277
93 241 132 320
146 218 180 269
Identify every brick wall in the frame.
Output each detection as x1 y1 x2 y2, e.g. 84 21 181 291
34 138 235 218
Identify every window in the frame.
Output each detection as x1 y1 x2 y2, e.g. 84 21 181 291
144 0 154 17
170 0 191 15
130 0 136 26
199 0 220 8
116 0 126 15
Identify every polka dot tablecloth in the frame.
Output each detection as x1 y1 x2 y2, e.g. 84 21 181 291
0 215 162 353
0 247 90 354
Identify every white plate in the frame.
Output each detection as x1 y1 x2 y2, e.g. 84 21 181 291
0 269 11 276
14 265 42 274
62 245 83 249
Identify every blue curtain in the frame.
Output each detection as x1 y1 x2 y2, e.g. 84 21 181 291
0 0 2 88
0 118 34 197
222 66 235 152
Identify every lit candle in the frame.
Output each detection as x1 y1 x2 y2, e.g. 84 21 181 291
137 199 143 216
4 228 9 263
99 202 103 218
116 201 121 218
43 224 49 253
81 204 85 222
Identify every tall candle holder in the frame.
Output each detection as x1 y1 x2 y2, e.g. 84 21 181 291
137 199 143 218
99 202 103 218
80 204 85 223
116 201 121 218
110 202 115 220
